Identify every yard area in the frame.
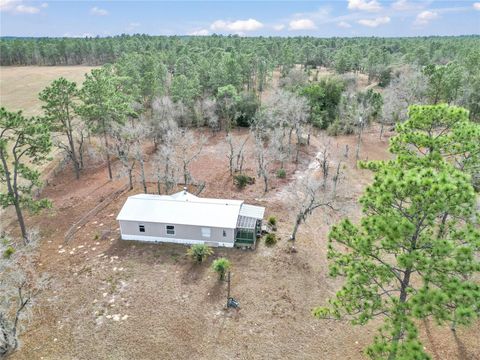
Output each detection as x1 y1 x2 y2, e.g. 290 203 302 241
4 124 479 360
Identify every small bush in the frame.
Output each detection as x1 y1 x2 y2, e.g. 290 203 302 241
234 174 249 189
276 168 286 178
268 216 277 226
3 246 15 259
326 120 341 136
211 258 231 280
264 233 277 246
327 120 354 136
187 244 213 263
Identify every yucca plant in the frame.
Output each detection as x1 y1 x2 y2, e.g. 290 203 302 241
211 258 231 280
187 244 213 263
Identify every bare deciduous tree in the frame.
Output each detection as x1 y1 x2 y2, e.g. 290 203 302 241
226 133 248 175
253 133 273 194
111 122 149 192
150 96 180 150
194 98 219 131
279 68 309 91
289 174 335 243
289 142 343 244
111 123 136 190
0 231 47 357
175 129 206 187
381 67 427 138
153 139 178 194
263 89 309 164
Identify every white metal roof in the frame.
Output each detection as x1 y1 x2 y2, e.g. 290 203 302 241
239 204 265 219
116 191 244 229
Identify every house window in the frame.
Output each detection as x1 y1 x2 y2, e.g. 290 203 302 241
201 227 211 238
223 230 227 237
166 225 175 235
139 225 145 233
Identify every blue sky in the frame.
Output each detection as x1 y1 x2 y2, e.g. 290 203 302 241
1 0 479 37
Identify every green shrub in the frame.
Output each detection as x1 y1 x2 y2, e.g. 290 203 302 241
3 246 15 259
268 216 277 226
234 174 249 188
326 120 342 136
187 244 213 263
211 258 231 280
264 233 277 246
276 168 286 178
327 120 354 136
234 174 254 189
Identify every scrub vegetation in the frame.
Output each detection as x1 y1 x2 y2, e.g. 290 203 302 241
1 34 479 359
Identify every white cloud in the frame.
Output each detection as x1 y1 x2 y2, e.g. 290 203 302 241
63 32 92 38
414 10 438 25
40 2 47 8
273 24 285 31
0 0 17 11
14 3 38 13
337 21 352 28
210 18 263 32
288 18 317 30
348 0 382 12
391 0 423 11
90 6 108 16
0 0 43 14
126 22 140 31
473 2 480 10
189 29 209 36
357 16 391 27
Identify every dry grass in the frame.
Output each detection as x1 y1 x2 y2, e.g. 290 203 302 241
1 67 478 360
2 126 478 360
0 66 98 115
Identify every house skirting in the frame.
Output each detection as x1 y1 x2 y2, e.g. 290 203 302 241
120 234 235 248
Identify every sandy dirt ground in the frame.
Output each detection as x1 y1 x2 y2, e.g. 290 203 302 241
4 125 479 360
0 66 98 115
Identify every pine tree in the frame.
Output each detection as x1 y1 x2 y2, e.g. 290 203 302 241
0 108 52 242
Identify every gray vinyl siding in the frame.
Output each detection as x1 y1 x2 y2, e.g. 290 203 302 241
119 220 235 244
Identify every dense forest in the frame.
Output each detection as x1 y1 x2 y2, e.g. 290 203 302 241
1 35 479 69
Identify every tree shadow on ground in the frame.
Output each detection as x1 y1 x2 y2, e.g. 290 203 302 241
424 319 479 360
206 278 226 304
181 262 208 284
452 330 477 360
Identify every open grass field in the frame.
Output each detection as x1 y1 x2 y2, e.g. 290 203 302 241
0 66 98 115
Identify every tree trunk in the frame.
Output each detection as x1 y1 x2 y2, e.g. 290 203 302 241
77 133 85 170
355 126 363 164
13 196 28 243
388 267 413 360
66 117 80 179
68 137 80 180
290 213 303 241
0 151 28 242
128 168 134 190
183 163 188 187
140 160 147 194
102 128 113 180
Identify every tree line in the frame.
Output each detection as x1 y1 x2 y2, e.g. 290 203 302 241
2 35 479 75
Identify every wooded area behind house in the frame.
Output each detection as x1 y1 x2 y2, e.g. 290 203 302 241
1 34 479 360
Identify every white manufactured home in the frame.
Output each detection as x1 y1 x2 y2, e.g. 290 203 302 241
116 190 265 248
